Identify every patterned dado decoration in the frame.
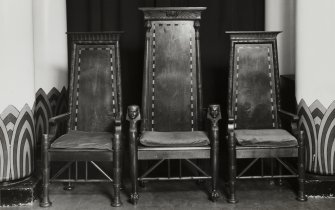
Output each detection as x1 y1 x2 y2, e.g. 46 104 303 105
0 87 67 182
298 99 335 175
35 87 68 145
0 105 34 182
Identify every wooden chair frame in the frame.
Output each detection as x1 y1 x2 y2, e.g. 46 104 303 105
40 32 123 207
226 31 307 203
126 7 221 204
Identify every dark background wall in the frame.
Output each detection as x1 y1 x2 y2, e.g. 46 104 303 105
66 0 264 116
66 0 265 178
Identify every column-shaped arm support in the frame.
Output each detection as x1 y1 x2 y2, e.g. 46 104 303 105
112 114 123 207
126 105 141 204
207 104 221 201
227 113 237 203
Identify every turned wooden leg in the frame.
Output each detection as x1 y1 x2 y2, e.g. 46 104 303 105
278 162 283 186
112 132 122 207
228 132 238 204
40 134 52 207
207 104 221 202
297 130 307 201
127 105 141 204
63 165 74 191
129 131 139 204
211 119 220 202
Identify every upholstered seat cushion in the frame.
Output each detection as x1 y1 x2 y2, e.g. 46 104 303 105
235 129 297 147
140 131 210 147
51 130 113 150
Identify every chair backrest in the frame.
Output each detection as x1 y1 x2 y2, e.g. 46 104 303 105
227 31 281 129
140 7 206 132
67 32 123 132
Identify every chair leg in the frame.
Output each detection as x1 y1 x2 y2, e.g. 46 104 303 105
63 166 74 191
228 133 238 204
129 129 139 204
40 134 52 207
210 123 220 202
278 162 283 186
112 133 122 207
297 130 307 201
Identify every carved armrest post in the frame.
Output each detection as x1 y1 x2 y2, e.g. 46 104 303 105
278 110 307 201
278 109 300 138
41 112 70 207
48 112 71 142
227 115 237 203
126 105 141 204
207 104 221 201
112 116 123 207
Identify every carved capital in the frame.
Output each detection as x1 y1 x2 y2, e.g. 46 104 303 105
126 105 141 122
166 10 179 17
207 104 221 126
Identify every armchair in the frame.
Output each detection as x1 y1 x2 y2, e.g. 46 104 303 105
226 31 307 203
40 32 124 207
126 7 221 204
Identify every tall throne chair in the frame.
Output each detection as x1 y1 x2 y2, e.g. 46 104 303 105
40 32 124 207
226 31 307 203
126 7 221 204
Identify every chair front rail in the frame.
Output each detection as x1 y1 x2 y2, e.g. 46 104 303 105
139 176 211 181
51 179 113 183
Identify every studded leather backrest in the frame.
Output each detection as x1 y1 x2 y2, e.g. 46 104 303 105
67 32 122 132
140 8 206 132
228 32 281 129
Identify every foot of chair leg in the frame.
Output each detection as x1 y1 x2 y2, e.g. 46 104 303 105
210 190 219 202
40 201 52 208
227 195 238 204
269 179 275 185
111 199 122 207
297 192 307 202
130 193 139 204
63 183 74 191
278 178 283 186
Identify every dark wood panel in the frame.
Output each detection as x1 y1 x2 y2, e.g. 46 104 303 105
233 44 277 129
70 44 119 132
149 21 196 131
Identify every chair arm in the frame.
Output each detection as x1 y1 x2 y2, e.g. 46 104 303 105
278 109 299 137
46 112 70 142
113 115 123 138
227 116 235 132
278 109 299 122
206 104 221 143
49 112 71 125
126 105 141 133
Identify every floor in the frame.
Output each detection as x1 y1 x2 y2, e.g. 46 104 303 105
3 179 335 210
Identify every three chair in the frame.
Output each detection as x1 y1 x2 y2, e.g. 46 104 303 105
40 8 307 207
